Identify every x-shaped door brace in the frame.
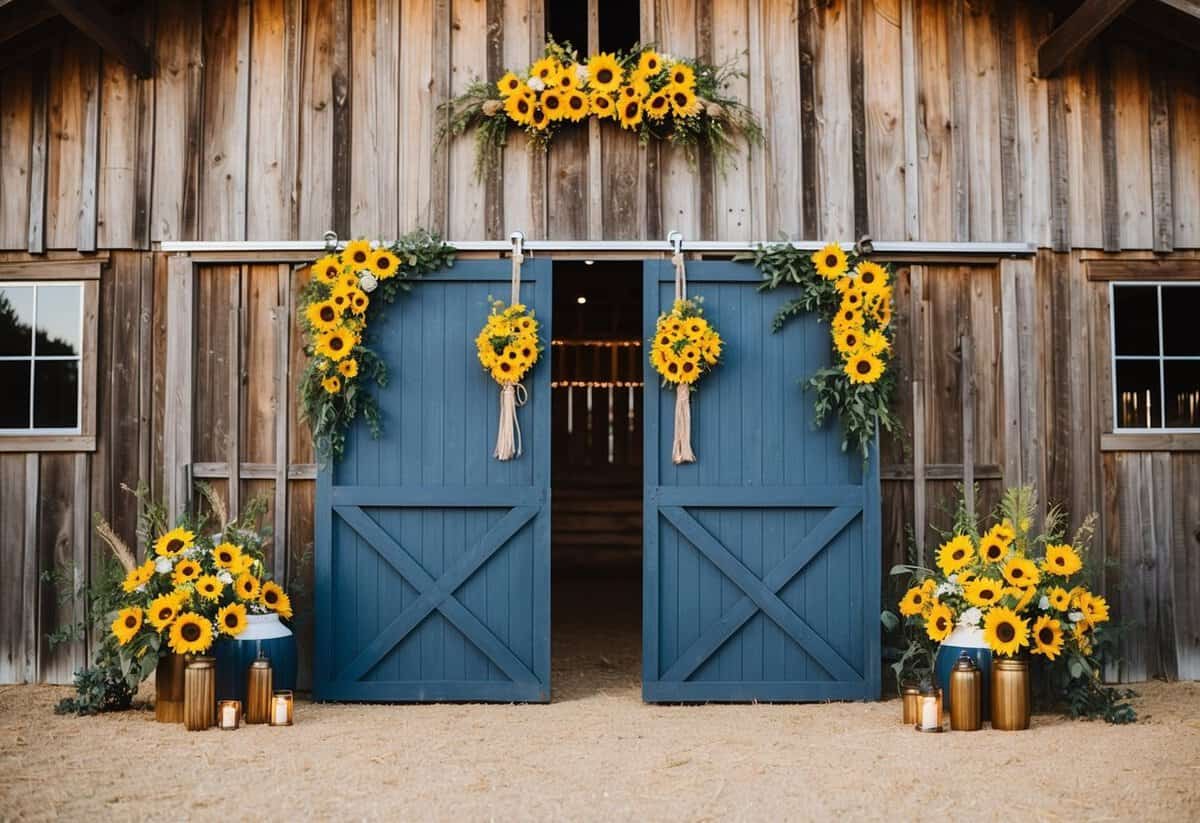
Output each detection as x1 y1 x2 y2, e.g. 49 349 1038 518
658 505 863 683
333 504 539 685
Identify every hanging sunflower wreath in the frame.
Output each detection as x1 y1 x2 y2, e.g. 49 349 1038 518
299 231 456 461
735 240 901 457
476 249 543 460
439 39 763 180
648 252 723 463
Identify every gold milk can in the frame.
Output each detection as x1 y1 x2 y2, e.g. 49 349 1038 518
183 657 216 731
948 653 982 731
990 657 1031 730
245 656 274 724
901 684 922 725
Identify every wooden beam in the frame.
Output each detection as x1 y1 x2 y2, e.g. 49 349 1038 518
1038 0 1136 77
0 0 56 45
46 0 152 77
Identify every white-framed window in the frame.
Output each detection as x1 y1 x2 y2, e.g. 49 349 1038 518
1110 281 1200 431
0 281 85 434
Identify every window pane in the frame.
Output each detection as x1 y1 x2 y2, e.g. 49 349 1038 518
600 0 640 53
0 285 34 356
546 0 587 52
35 284 81 356
33 360 79 429
1164 360 1200 428
0 361 30 428
1161 286 1200 356
1112 285 1159 356
1115 359 1162 428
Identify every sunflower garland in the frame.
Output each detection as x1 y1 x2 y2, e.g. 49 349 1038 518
886 485 1135 723
439 39 763 181
735 241 899 458
298 231 456 462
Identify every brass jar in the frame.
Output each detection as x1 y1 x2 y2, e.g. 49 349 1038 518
155 653 188 723
990 657 1031 731
245 657 274 724
183 657 217 731
948 653 982 731
901 685 921 725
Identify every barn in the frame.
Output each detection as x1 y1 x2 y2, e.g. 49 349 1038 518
0 0 1198 701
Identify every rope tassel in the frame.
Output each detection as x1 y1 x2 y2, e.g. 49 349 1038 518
494 241 525 461
671 248 697 465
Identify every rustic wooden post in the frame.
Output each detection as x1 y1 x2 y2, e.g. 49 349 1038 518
164 255 196 520
272 264 294 585
961 332 975 518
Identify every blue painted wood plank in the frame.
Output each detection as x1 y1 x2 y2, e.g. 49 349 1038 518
653 486 864 507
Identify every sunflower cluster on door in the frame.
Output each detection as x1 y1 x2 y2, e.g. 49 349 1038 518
440 39 763 180
298 231 456 461
736 241 899 458
649 287 723 464
477 298 543 461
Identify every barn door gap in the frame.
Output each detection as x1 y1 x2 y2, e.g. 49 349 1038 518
549 260 644 698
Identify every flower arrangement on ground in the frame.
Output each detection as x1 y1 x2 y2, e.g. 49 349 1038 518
298 231 455 461
440 39 763 179
886 486 1136 723
734 240 898 457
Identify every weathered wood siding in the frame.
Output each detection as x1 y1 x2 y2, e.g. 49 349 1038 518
1 0 1199 249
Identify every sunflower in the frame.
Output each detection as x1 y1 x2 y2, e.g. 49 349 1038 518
982 606 1029 656
338 358 358 379
637 50 663 76
853 261 889 293
587 52 623 92
844 352 884 385
555 64 579 91
978 527 1011 564
306 300 342 331
1047 585 1072 611
1077 591 1109 625
563 90 589 122
1042 543 1083 577
925 601 954 642
1073 622 1094 655
112 607 143 645
147 593 182 631
491 359 517 383
217 602 248 637
370 248 400 280
154 527 195 558
963 577 1004 608
260 582 293 619
898 584 931 617
1031 615 1064 660
322 375 341 394
347 288 369 315
530 104 549 131
342 239 372 269
645 90 670 120
235 572 261 601
667 62 695 88
589 92 616 120
618 98 644 130
212 542 242 569
870 298 892 328
936 534 975 575
541 88 567 120
122 559 155 593
312 255 342 284
195 574 224 601
505 92 535 125
834 326 864 357
1006 584 1037 612
172 558 202 586
668 84 701 117
678 359 700 384
992 522 1016 544
315 327 354 361
496 71 522 97
862 330 890 356
702 337 722 364
1002 556 1040 588
168 612 214 655
530 57 559 86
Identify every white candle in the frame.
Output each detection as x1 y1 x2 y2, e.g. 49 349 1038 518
920 696 938 730
274 698 288 725
222 704 236 728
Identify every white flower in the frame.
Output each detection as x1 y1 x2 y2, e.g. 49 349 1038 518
935 581 960 598
218 571 234 585
135 583 148 594
958 607 983 629
947 573 958 584
359 272 378 293
1068 610 1086 623
154 557 174 575
575 63 589 83
528 76 545 92
661 53 674 64
1039 595 1051 611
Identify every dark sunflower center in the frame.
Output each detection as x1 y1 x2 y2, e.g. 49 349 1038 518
158 607 172 620
220 552 231 562
846 335 858 346
825 254 838 267
683 362 694 373
997 623 1015 643
668 363 678 373
534 110 545 123
936 617 948 631
499 362 511 372
952 549 965 560
981 589 994 600
856 360 871 375
374 257 388 270
913 593 923 603
844 311 855 321
624 102 638 118
319 306 335 322
652 96 666 109
181 623 201 642
225 614 238 628
569 96 583 110
1012 568 1024 579
1054 557 1064 566
265 591 278 604
987 545 1001 558
166 539 183 553
125 615 138 628
545 96 559 110
659 336 669 345
1039 627 1054 644
674 72 684 83
674 92 687 106
517 99 529 114
848 294 859 304
597 69 612 84
330 337 344 351
353 251 367 263
521 348 532 358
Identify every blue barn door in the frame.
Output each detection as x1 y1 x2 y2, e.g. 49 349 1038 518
642 259 881 702
315 258 551 702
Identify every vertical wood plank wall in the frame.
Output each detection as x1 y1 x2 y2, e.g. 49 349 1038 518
1 0 1200 685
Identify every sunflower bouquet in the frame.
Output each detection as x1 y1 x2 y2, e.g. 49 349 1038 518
650 297 722 386
476 299 542 385
735 241 899 458
440 39 763 180
299 231 455 461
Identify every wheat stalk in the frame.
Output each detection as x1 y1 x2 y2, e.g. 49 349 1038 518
92 514 137 572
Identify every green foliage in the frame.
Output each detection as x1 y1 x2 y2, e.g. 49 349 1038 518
298 230 456 462
54 653 136 716
735 241 901 458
